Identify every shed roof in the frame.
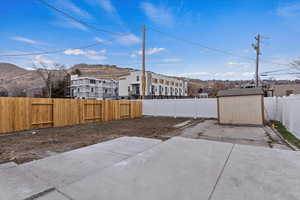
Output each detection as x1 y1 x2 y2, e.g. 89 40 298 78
217 88 264 97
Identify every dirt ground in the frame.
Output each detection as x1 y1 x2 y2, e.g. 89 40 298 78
0 117 189 164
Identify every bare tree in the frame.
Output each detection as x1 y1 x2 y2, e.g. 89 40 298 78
0 87 8 97
32 62 67 98
11 87 27 97
289 59 300 78
291 59 300 71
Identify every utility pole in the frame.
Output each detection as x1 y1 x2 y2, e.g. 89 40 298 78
141 24 146 99
252 34 261 88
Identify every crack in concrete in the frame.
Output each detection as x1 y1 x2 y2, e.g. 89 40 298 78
23 188 55 200
208 144 235 200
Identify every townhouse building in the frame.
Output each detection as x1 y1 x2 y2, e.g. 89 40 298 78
70 75 118 100
119 71 188 99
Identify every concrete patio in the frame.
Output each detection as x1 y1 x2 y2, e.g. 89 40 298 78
180 120 291 150
0 136 299 200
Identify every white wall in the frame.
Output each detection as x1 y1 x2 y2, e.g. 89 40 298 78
265 95 300 139
143 99 217 118
143 96 300 139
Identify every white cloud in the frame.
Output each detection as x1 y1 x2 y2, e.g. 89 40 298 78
10 36 44 45
277 3 300 17
138 48 165 55
162 58 182 63
85 0 123 25
177 71 255 80
63 48 107 60
140 2 174 26
215 72 255 79
55 0 92 19
64 49 86 55
117 34 140 46
99 49 107 54
131 53 137 58
181 72 212 76
51 0 92 31
95 37 106 43
85 54 107 61
226 62 250 68
97 0 115 14
53 17 88 31
33 55 55 65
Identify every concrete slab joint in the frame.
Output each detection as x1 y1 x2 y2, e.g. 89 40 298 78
1 136 300 200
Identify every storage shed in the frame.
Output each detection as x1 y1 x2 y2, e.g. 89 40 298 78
217 88 265 126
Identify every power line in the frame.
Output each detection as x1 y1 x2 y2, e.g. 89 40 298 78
0 40 110 57
0 27 140 57
261 65 299 74
0 0 141 57
148 27 256 61
261 68 293 74
36 0 123 36
259 58 294 67
148 27 294 68
261 72 300 76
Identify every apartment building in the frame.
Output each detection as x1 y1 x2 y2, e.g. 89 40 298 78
119 71 188 99
70 75 118 100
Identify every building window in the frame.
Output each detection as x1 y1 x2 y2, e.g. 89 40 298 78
90 80 96 84
128 86 130 92
77 88 80 92
159 79 164 84
105 89 108 94
152 78 158 83
151 85 155 94
91 88 94 93
159 86 162 95
136 76 140 81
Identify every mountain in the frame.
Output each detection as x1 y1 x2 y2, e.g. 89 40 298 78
0 63 45 96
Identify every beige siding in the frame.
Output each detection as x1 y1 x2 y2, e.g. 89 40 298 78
218 95 263 125
273 84 300 97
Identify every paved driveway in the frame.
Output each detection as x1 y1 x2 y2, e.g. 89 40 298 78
1 136 299 200
180 120 291 150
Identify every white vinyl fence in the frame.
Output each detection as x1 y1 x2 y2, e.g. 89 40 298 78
143 99 217 118
264 95 300 139
143 96 300 139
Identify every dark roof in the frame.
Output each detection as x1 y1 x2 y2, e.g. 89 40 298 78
217 88 264 97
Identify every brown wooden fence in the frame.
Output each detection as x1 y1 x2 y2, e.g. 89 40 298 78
0 98 142 134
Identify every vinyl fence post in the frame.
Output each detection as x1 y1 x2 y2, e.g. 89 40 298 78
155 99 158 117
194 97 197 119
174 99 177 118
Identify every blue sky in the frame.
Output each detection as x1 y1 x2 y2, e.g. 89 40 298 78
0 0 300 80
